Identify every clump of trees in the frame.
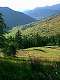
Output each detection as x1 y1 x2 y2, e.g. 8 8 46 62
2 31 60 56
0 13 16 56
21 33 60 48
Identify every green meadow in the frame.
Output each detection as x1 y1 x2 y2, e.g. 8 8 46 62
0 46 60 80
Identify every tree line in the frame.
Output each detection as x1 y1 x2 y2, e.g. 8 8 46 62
0 13 60 56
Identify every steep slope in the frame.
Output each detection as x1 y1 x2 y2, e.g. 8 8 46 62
22 14 60 37
6 14 60 38
24 4 60 20
0 7 36 29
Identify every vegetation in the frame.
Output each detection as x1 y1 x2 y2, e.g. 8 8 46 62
0 7 36 28
5 14 60 49
0 13 60 80
0 47 60 80
0 13 60 55
0 13 6 48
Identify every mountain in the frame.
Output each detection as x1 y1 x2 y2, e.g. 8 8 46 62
24 4 60 20
22 13 60 37
48 4 60 10
6 13 60 38
0 7 36 29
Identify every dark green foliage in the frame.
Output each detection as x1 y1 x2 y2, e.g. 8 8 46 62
0 13 6 48
22 36 28 48
0 13 16 55
3 32 60 56
1 12 60 55
3 36 16 56
0 35 6 48
0 57 60 80
0 11 60 80
14 32 60 49
0 13 6 34
21 34 60 49
15 30 23 49
5 14 60 49
7 42 16 56
56 34 60 46
2 30 23 56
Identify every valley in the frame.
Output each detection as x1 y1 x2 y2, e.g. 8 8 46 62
0 3 60 80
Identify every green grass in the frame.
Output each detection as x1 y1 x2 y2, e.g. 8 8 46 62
0 57 31 80
0 46 60 80
0 57 60 80
17 46 60 61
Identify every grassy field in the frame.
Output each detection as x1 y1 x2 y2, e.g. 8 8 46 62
16 46 60 61
0 46 60 80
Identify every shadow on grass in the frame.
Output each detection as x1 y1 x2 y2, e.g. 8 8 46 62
33 48 47 53
0 57 60 80
25 48 47 53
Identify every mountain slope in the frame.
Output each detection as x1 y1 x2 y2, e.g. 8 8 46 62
48 4 60 10
24 4 60 20
0 7 36 28
6 14 60 38
22 14 60 37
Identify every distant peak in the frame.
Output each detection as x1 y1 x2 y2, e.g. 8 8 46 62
0 7 9 8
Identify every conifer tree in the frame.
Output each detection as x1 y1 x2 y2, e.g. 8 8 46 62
15 30 23 49
0 13 6 48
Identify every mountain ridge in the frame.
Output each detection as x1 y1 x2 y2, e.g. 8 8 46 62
6 13 60 38
24 4 60 20
0 7 36 29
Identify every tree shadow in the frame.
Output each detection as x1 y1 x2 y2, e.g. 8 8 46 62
33 49 47 53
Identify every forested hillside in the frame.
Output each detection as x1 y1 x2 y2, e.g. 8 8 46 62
5 14 60 49
22 14 60 36
0 7 36 29
7 13 60 37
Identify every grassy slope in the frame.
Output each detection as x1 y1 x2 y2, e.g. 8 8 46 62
22 14 60 37
17 46 60 61
5 14 60 38
0 47 60 80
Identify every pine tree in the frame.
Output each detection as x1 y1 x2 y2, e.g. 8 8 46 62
15 30 23 49
0 13 6 48
0 13 6 34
